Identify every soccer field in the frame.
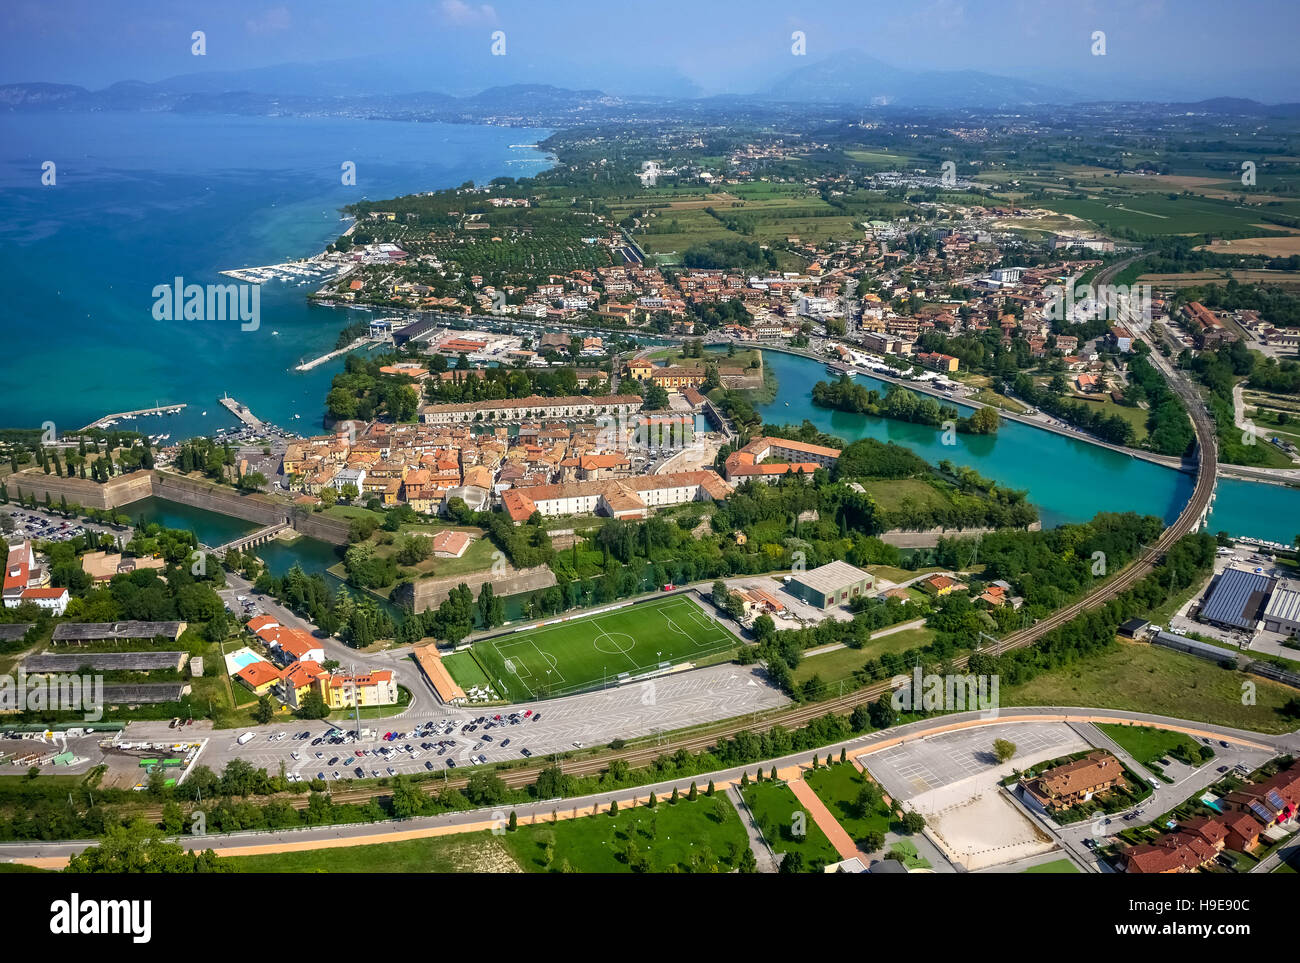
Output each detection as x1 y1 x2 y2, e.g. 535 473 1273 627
463 596 738 701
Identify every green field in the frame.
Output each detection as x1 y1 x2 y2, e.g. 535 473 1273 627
1096 723 1212 769
1023 858 1080 874
458 596 738 701
1043 194 1277 238
792 626 936 687
224 794 750 873
1002 641 1300 734
741 780 841 870
501 794 750 873
804 762 893 847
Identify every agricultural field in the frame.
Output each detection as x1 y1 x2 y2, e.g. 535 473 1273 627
457 595 738 701
1041 194 1281 238
1198 235 1300 257
1139 270 1300 290
631 188 862 258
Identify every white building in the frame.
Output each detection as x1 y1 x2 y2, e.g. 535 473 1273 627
330 467 367 492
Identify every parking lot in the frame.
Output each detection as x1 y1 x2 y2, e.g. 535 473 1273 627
863 722 1092 872
262 711 548 783
867 722 1086 803
4 506 121 545
172 661 788 780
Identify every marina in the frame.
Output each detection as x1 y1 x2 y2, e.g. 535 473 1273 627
221 255 352 285
79 403 187 432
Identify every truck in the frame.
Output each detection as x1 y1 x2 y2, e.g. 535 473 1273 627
236 732 256 746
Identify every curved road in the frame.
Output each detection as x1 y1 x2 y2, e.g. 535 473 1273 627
3 706 1292 868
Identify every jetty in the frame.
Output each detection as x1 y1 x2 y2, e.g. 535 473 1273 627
294 336 378 372
79 404 186 432
218 395 264 430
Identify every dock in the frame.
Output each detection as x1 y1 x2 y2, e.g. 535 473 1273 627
218 395 264 430
294 336 377 372
79 404 187 432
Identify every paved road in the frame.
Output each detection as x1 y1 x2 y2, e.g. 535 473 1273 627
4 706 1292 867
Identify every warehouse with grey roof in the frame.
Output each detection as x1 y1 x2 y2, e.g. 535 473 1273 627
785 560 875 610
1197 568 1276 633
1263 580 1300 637
51 621 187 644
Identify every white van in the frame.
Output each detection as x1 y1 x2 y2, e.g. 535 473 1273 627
236 732 256 746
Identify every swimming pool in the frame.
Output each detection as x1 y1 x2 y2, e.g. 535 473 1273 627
230 651 261 670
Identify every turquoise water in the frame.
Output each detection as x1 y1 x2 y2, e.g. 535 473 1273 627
0 112 553 438
230 651 263 671
255 534 342 577
752 349 1298 539
125 495 258 546
1204 479 1300 544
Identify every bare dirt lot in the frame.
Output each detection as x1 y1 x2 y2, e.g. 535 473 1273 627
1196 236 1300 256
1141 270 1300 289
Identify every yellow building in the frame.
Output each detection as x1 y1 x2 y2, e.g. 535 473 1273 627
320 669 398 709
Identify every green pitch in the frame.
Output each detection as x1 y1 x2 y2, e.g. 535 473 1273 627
461 596 738 702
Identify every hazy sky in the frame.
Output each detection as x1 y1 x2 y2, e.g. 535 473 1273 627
3 0 1297 101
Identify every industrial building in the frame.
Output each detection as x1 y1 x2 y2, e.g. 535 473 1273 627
51 621 187 644
1197 568 1276 633
785 560 875 610
1263 580 1300 637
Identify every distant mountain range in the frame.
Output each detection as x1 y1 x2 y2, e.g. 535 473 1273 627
3 52 1298 119
762 51 1079 108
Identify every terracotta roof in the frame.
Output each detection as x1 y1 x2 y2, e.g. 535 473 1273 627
282 660 326 690
1037 752 1121 798
236 661 281 688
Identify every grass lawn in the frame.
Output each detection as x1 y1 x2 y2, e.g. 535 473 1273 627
793 627 936 686
888 838 932 870
1141 571 1211 629
1001 640 1300 734
741 780 841 870
1096 723 1212 769
804 762 892 848
972 387 1028 414
223 832 524 873
440 651 492 692
858 478 953 515
501 794 749 873
1066 393 1150 444
1023 857 1080 874
458 596 736 701
866 564 945 585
